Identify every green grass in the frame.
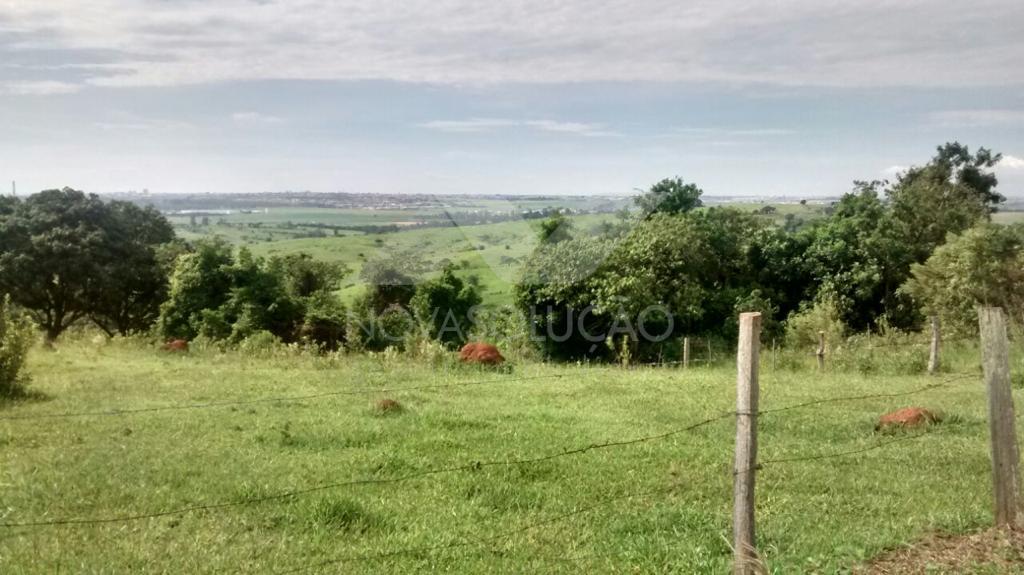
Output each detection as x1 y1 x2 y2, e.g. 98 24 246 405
0 338 1016 573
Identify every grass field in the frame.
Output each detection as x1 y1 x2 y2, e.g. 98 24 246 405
1 338 1018 573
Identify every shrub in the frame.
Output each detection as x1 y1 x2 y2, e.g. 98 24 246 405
238 330 283 355
784 295 846 352
0 296 34 397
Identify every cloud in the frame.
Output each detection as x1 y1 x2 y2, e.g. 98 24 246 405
2 1 1022 90
930 109 1024 128
417 118 520 133
2 80 81 95
882 165 907 177
231 111 286 126
1000 155 1024 169
420 118 614 137
523 120 616 137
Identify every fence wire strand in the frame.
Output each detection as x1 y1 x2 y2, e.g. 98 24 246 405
0 412 731 528
0 374 567 422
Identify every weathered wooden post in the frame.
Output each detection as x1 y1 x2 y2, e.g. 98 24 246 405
928 315 941 375
979 306 1021 526
771 338 777 372
733 312 761 574
683 337 691 369
816 331 825 371
708 339 714 365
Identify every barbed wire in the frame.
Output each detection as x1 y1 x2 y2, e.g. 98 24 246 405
758 372 976 416
0 411 732 529
0 374 567 422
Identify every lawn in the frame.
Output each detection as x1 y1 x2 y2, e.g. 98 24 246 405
0 338 1016 573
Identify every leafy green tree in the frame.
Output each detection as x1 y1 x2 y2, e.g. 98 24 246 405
0 188 168 342
634 177 703 218
159 239 235 340
88 201 175 336
359 255 424 314
409 267 482 348
537 211 574 244
903 223 1024 336
887 144 999 264
800 184 909 330
160 242 347 346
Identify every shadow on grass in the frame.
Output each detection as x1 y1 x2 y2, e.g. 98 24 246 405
0 388 53 410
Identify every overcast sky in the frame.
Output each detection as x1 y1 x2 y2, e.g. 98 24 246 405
2 0 1023 197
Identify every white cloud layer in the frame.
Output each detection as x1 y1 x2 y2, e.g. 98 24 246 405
2 0 1023 92
419 118 614 137
1000 155 1024 169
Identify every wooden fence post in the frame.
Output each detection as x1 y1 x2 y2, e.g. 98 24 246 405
733 312 762 574
979 306 1021 527
683 337 690 369
928 316 941 375
816 331 825 371
708 339 714 365
771 338 777 372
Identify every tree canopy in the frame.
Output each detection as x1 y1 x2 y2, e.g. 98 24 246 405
0 188 175 341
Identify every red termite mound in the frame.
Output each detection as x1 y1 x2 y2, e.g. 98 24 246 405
162 339 189 352
876 407 939 431
459 342 505 365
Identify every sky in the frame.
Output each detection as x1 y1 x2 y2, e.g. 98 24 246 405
1 0 1023 198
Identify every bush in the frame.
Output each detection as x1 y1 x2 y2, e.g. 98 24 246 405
0 296 34 397
784 296 846 352
238 330 283 355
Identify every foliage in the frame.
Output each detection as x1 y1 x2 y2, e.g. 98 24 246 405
516 209 770 359
634 177 704 218
903 223 1024 337
158 241 344 347
0 295 34 397
359 255 422 314
408 266 482 348
537 211 574 244
0 188 175 341
783 295 846 352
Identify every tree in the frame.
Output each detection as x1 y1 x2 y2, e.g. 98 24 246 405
887 145 997 264
158 239 235 340
409 267 482 348
537 211 574 244
903 223 1024 336
0 188 176 341
634 177 703 218
158 242 347 346
0 189 128 341
88 201 175 336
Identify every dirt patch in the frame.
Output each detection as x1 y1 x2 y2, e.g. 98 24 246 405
858 527 1024 574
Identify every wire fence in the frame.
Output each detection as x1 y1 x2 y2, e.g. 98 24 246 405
0 326 1000 572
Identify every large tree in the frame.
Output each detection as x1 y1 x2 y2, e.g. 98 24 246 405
903 223 1024 336
88 201 176 336
634 177 704 219
0 188 175 341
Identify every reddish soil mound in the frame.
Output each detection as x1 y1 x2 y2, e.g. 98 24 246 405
374 398 403 414
162 339 189 352
875 407 938 431
857 527 1024 574
458 342 505 365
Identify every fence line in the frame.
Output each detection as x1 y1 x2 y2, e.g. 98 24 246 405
0 374 568 422
758 372 975 416
1 369 979 529
0 412 733 528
